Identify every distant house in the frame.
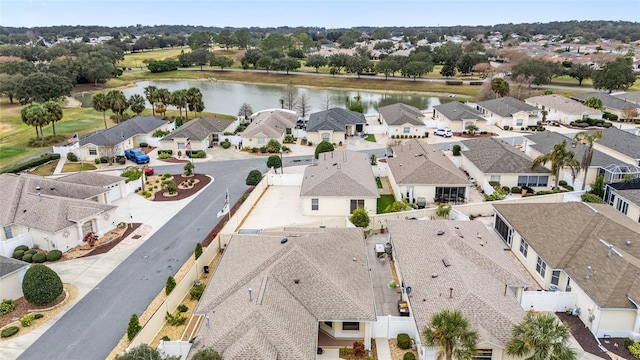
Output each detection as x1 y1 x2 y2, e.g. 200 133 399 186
604 180 640 223
76 116 170 162
387 220 529 360
571 92 640 120
431 101 486 132
476 96 539 129
461 137 550 193
592 128 640 167
613 91 640 106
525 94 603 123
56 171 127 202
191 227 377 359
0 256 29 300
387 139 471 205
241 109 297 148
0 174 117 256
378 103 426 137
493 202 640 339
300 150 378 217
160 116 236 154
306 108 367 144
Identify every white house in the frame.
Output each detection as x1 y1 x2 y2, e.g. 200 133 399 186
306 108 367 144
525 94 603 124
476 97 539 129
241 109 298 148
378 103 426 137
432 101 487 132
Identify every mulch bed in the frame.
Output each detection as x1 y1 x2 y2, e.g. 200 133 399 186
555 312 610 358
152 173 211 201
158 157 189 164
601 338 635 360
0 289 67 328
81 223 142 257
140 146 156 154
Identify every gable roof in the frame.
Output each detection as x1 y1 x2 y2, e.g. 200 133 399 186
307 108 367 132
525 131 626 167
243 110 297 138
493 202 640 308
161 116 234 141
616 189 640 207
525 94 603 116
388 139 469 185
56 172 123 187
593 128 640 160
0 255 29 278
613 91 640 105
476 96 537 117
194 228 376 359
379 103 425 126
462 137 550 174
300 150 378 197
80 116 167 147
387 220 528 348
433 101 485 122
571 92 640 111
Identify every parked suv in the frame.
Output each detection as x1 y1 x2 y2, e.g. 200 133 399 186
434 128 453 137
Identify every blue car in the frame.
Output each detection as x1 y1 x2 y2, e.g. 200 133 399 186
124 149 150 164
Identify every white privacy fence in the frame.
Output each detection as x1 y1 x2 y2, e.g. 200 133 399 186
371 315 418 339
521 291 577 312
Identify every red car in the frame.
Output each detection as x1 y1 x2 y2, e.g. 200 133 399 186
143 166 154 176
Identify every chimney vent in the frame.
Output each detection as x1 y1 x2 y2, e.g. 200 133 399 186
249 288 253 302
449 287 453 299
585 266 592 280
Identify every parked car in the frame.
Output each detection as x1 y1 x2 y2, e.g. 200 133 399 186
416 197 427 209
434 128 453 137
124 149 150 164
143 166 154 176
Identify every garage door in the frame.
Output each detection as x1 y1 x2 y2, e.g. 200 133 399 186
108 183 121 201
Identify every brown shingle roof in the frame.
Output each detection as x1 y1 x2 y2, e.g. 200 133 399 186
243 110 298 138
462 137 550 174
388 139 469 185
300 150 378 197
56 172 123 187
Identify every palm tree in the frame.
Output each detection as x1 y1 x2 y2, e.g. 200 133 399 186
128 94 146 116
573 130 603 190
506 312 577 360
531 139 580 189
491 78 510 98
423 309 479 360
186 87 203 119
155 88 171 119
143 85 158 117
42 101 63 137
21 103 48 139
106 90 128 123
171 89 187 120
92 93 109 129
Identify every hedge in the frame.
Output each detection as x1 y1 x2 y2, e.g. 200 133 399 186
22 264 63 305
157 150 173 155
445 80 463 85
46 250 63 262
1 326 19 338
2 154 61 174
469 81 483 85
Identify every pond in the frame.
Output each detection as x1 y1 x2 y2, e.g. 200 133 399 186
75 80 455 116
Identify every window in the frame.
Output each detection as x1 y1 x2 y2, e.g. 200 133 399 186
490 175 501 183
519 238 529 257
81 220 93 237
517 176 548 187
494 215 513 246
403 127 410 134
473 349 493 360
89 148 98 156
536 256 547 278
616 199 629 215
323 321 333 328
516 119 523 126
322 133 330 142
342 322 360 331
350 199 365 213
3 225 13 239
257 138 266 145
177 143 185 150
311 198 319 211
435 187 467 202
551 270 560 286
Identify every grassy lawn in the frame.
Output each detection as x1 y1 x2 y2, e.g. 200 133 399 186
377 194 395 214
118 48 189 68
549 76 640 92
61 162 97 173
30 160 59 176
365 134 376 142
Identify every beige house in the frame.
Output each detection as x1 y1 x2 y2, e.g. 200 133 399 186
160 116 236 153
56 171 127 203
476 97 539 129
0 256 29 300
388 139 471 205
306 108 367 144
604 181 640 223
525 94 603 123
493 202 640 339
432 101 486 132
571 92 640 120
300 150 379 217
0 174 117 256
593 128 640 167
378 103 426 137
241 109 298 148
191 227 376 359
387 220 530 360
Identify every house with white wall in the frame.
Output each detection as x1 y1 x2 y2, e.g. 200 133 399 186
0 256 29 300
593 128 640 167
525 94 603 124
476 97 539 129
160 116 236 154
572 92 640 120
604 180 640 223
378 103 426 137
432 101 487 132
306 108 367 144
241 109 297 149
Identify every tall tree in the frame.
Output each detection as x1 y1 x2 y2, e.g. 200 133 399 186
143 85 159 117
491 78 510 98
186 87 203 119
281 82 298 110
21 103 48 139
92 93 109 129
210 56 234 71
233 29 252 49
105 90 128 124
328 53 350 74
0 73 24 104
510 58 558 85
506 312 577 360
190 48 213 70
375 58 400 79
42 101 63 137
404 61 429 81
423 309 479 360
305 54 328 73
440 60 457 77
574 130 602 190
237 103 253 121
171 89 188 120
16 72 72 103
188 32 211 50
128 94 146 116
567 63 592 86
532 139 580 188
593 57 637 92
297 92 310 118
583 97 604 110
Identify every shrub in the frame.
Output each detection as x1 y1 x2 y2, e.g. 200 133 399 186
403 352 416 360
32 253 46 263
397 333 411 349
315 141 335 159
353 341 366 357
0 299 16 315
266 155 282 169
139 142 148 148
14 245 29 252
445 80 463 85
192 348 224 360
66 152 78 162
558 180 567 186
190 283 205 300
177 304 188 313
581 193 604 203
83 232 99 246
221 140 231 149
501 186 510 193
20 313 36 327
469 81 483 86
165 311 187 326
624 338 635 349
452 144 461 156
12 250 24 259
194 242 203 260
191 150 206 159
120 166 143 183
127 314 142 341
99 156 108 163
158 152 171 159
246 169 263 186
33 313 43 319
161 335 170 341
1 326 19 338
350 208 370 228
183 162 194 177
22 253 33 262
339 347 350 356
2 153 60 174
25 249 37 255
22 264 63 306
511 187 521 194
165 276 176 295
629 342 640 359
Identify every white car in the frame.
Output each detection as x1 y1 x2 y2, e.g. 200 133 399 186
434 128 453 137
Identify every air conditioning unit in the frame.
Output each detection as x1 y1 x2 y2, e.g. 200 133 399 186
566 285 572 292
548 285 558 292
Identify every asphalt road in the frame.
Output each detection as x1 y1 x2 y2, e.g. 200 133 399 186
18 158 264 360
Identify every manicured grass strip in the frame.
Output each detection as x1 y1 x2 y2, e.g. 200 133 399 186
61 163 97 172
377 194 395 214
365 134 376 142
376 176 383 189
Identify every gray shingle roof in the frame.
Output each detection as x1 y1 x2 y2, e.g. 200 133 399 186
493 202 640 308
593 128 640 160
614 91 640 105
571 92 640 111
432 101 485 122
307 108 367 132
387 220 528 347
80 116 167 147
300 150 378 197
388 139 469 185
243 110 298 138
525 131 626 167
477 97 538 117
56 172 123 187
0 255 29 278
379 103 424 126
161 116 235 141
462 137 550 174
616 189 640 207
194 228 376 359
525 94 603 116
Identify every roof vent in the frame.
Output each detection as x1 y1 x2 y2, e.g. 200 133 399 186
436 229 445 235
586 266 592 280
442 258 451 267
280 238 288 244
294 279 300 284
431 272 438 278
626 240 632 246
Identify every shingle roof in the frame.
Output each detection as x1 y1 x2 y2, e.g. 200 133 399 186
387 220 528 348
525 94 603 116
525 131 626 167
432 101 485 122
616 189 640 207
80 116 167 147
493 202 640 308
462 137 550 174
388 139 469 185
300 150 378 197
379 103 425 126
307 108 367 132
593 128 640 160
243 110 298 138
194 228 376 359
56 172 123 187
161 116 234 141
613 91 640 105
476 97 538 117
571 92 640 111
0 255 29 278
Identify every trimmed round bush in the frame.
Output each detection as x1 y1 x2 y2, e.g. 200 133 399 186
22 264 63 306
14 245 29 252
32 253 46 263
559 180 567 186
12 250 24 259
403 352 416 360
1 326 19 338
22 253 33 263
46 250 63 262
397 333 411 349
511 187 521 194
25 249 37 255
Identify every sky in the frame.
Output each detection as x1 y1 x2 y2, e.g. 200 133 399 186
1 0 638 29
